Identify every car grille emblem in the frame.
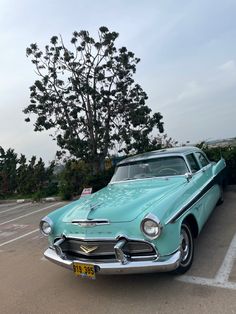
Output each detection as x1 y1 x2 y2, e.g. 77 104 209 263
80 245 98 254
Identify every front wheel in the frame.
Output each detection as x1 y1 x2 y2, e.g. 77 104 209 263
174 223 194 274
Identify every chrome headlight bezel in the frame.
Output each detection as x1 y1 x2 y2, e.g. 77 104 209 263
140 213 162 240
39 216 53 236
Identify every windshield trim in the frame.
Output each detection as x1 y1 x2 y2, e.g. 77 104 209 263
118 153 188 166
110 155 190 184
109 174 186 185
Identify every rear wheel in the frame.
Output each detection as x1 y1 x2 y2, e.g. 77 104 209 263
174 223 194 274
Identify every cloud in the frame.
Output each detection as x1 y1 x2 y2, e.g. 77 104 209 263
156 61 236 144
1 0 236 159
176 81 204 102
218 60 236 72
161 60 236 110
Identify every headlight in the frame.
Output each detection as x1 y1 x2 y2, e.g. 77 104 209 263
39 217 53 236
140 214 162 239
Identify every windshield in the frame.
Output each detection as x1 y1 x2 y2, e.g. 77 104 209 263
110 156 188 183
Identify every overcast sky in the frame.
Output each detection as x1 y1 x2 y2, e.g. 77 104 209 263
0 0 236 162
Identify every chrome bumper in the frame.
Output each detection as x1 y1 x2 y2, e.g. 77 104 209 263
44 247 181 274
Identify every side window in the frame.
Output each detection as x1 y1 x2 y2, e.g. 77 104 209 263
195 152 209 168
186 154 200 173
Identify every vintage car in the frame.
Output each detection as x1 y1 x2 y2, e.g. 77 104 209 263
40 147 226 279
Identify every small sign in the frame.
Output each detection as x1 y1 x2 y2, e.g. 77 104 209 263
81 187 92 197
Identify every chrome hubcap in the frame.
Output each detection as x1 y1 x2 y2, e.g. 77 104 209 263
181 228 190 263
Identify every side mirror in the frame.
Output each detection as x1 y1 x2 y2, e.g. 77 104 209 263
185 172 192 182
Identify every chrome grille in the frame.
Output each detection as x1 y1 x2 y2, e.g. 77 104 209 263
60 239 117 257
56 238 156 261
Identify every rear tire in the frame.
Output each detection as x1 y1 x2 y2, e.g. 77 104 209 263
174 223 194 275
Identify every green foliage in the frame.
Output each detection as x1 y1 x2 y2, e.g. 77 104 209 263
59 160 114 200
0 146 57 199
0 147 18 197
85 167 114 193
197 144 236 184
24 26 164 173
59 160 90 200
32 190 44 202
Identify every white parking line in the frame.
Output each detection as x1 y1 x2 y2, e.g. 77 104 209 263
0 203 31 214
0 202 63 226
214 233 236 283
177 233 236 290
0 229 39 247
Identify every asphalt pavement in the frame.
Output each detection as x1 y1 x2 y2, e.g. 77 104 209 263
0 189 236 314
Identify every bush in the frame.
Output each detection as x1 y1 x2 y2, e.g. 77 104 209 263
85 167 114 193
199 144 236 184
58 160 115 200
32 190 44 202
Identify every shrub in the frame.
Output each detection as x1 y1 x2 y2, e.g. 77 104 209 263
199 144 236 184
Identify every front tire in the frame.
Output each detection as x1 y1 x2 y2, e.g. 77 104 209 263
174 223 194 274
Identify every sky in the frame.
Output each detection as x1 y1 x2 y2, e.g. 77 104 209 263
0 0 236 162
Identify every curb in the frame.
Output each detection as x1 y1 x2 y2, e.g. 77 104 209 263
0 196 62 204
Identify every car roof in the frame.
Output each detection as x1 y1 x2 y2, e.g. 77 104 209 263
117 146 202 165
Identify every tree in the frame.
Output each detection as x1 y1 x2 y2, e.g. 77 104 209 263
0 147 18 195
0 147 57 199
24 26 164 173
16 154 29 194
59 160 90 200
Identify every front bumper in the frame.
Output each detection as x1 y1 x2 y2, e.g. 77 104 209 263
44 247 181 274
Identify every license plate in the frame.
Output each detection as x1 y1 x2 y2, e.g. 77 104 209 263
73 262 96 280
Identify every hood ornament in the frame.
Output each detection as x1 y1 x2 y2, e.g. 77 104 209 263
89 202 102 211
80 245 98 254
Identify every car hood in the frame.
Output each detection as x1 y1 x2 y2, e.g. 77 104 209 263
61 177 186 223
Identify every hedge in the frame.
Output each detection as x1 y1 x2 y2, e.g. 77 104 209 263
200 145 236 184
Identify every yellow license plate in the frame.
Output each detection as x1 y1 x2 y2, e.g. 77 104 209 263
73 262 96 280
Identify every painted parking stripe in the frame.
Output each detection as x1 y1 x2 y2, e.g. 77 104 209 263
0 203 31 214
0 202 63 226
177 233 236 290
214 233 236 283
0 229 39 247
177 275 236 290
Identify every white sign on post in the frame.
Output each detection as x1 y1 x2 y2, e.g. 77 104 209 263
80 187 92 197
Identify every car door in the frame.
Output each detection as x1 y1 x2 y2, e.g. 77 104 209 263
185 152 215 230
193 151 219 228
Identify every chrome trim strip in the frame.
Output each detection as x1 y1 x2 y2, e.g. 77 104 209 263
165 183 216 225
71 219 110 227
61 234 157 249
109 175 187 185
44 247 181 274
130 255 158 261
117 152 194 165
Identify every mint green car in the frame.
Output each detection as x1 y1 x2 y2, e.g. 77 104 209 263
40 147 226 279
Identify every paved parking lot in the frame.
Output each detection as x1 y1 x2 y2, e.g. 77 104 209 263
0 189 236 314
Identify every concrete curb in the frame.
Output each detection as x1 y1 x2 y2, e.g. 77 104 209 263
0 196 62 204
